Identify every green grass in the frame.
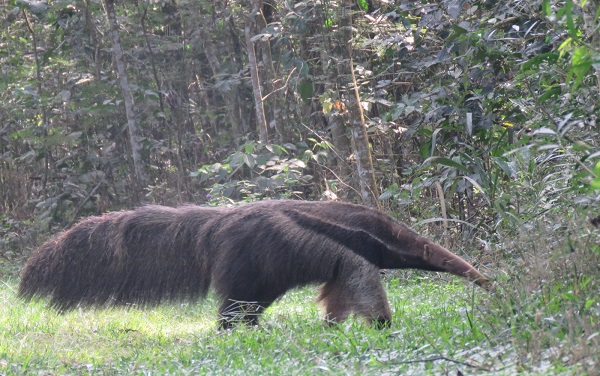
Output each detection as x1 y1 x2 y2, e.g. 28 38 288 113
1 271 595 376
0 276 490 375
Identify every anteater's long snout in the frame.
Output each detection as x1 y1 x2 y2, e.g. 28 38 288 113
424 243 490 289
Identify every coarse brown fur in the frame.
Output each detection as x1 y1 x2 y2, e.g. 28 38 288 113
18 200 489 328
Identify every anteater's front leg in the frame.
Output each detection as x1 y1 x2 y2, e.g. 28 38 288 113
217 299 271 329
319 261 391 327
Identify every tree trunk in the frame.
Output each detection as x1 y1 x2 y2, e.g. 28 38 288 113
329 113 353 181
251 0 285 141
338 2 380 208
245 7 269 144
326 43 352 194
348 57 379 207
103 0 147 196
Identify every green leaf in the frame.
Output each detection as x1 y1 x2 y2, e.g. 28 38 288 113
243 153 256 168
230 152 243 168
297 80 313 102
568 46 592 90
379 184 398 201
590 162 600 191
539 86 561 102
423 157 470 174
462 176 491 204
266 144 286 156
242 142 256 154
321 98 333 114
565 0 576 37
379 190 393 200
542 0 551 15
585 299 596 310
445 25 468 43
357 0 369 11
521 52 559 71
492 157 514 177
592 161 600 175
430 128 442 157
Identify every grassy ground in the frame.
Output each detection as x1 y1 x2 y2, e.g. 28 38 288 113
0 269 596 375
1 276 487 375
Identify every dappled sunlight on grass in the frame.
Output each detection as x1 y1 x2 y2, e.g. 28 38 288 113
2 285 219 368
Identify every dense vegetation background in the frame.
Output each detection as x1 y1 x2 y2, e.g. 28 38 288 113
1 0 599 373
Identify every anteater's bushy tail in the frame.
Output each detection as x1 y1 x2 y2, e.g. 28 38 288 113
18 206 217 311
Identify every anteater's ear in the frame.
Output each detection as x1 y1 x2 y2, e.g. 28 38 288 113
423 244 432 260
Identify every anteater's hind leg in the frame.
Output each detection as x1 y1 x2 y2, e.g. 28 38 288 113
319 263 391 328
